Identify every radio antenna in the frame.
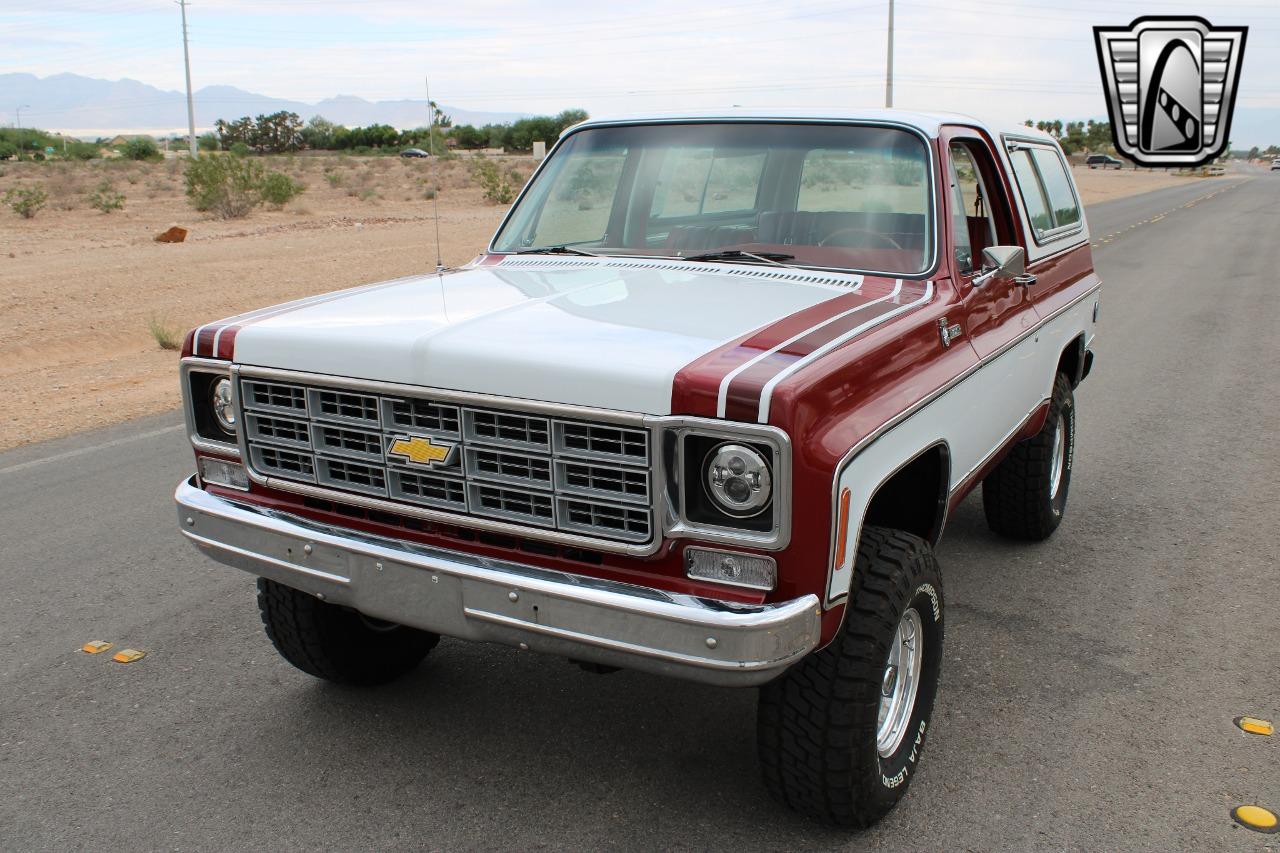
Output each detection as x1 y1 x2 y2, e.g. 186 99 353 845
426 76 445 275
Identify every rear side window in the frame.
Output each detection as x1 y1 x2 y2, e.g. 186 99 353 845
1008 145 1081 240
1031 148 1081 229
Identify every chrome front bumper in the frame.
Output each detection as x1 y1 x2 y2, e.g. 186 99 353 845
175 477 820 686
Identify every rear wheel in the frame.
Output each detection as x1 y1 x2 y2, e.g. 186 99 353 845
257 578 439 685
758 526 944 827
981 372 1075 541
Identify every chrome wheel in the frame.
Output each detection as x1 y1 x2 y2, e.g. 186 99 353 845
877 607 924 758
1048 413 1067 501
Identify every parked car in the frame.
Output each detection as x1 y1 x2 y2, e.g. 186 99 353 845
1271 158 1280 171
1086 153 1124 169
176 110 1098 828
399 148 430 158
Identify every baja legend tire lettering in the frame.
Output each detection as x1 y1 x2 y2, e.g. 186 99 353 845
918 583 942 622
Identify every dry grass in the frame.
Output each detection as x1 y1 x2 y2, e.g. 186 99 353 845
147 315 182 350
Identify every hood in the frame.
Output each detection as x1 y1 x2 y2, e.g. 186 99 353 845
231 257 863 415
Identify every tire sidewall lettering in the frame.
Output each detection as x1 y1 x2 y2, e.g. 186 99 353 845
878 584 942 791
881 720 929 789
916 583 942 623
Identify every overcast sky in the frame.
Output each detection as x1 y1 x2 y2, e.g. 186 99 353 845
3 0 1279 133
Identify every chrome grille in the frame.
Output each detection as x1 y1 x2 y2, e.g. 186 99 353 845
239 375 653 545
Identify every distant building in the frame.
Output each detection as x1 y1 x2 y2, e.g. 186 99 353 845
106 134 154 147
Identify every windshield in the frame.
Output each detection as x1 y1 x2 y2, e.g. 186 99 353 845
491 122 934 276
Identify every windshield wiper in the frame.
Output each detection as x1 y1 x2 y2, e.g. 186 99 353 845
680 249 797 267
514 245 601 257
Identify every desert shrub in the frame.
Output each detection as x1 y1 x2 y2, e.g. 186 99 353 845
324 171 344 187
184 153 265 218
422 185 437 200
148 315 181 350
122 137 161 161
228 141 251 158
471 157 515 204
88 180 125 213
66 141 100 161
45 165 84 210
4 186 48 218
260 171 304 207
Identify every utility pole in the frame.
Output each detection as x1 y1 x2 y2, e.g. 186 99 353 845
16 104 29 159
885 0 894 108
177 0 198 158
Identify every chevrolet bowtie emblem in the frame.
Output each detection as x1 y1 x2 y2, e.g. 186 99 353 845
387 435 456 467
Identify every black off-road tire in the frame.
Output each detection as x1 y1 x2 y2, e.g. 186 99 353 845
758 526 944 827
982 372 1075 541
256 578 439 685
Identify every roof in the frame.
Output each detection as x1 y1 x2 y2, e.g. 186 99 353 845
569 108 1056 142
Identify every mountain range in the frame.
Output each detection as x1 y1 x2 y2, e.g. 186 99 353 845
3 73 528 138
6 72 1275 147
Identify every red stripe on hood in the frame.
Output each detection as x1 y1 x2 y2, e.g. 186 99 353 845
672 276 908 420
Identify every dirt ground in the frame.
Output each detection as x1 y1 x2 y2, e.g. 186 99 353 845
0 155 1210 451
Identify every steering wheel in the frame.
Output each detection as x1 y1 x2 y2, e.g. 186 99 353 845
818 227 904 250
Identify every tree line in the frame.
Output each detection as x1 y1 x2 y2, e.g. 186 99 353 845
1023 119 1115 155
208 108 589 155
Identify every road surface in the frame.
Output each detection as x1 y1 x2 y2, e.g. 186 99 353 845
2 174 1277 851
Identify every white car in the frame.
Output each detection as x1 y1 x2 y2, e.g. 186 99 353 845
1271 158 1280 171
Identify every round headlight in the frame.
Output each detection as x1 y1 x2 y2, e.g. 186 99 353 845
211 377 236 434
704 443 772 517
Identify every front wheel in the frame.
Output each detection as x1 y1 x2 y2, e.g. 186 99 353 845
257 578 439 685
758 526 944 827
981 371 1075 541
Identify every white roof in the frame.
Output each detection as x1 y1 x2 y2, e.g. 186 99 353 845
571 108 1055 141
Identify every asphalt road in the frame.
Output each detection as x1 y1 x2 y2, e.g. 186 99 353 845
2 174 1277 852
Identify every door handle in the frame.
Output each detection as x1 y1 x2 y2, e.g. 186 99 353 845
1013 273 1037 286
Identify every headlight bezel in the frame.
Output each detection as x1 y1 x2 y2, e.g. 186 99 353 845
660 419 791 551
181 358 241 456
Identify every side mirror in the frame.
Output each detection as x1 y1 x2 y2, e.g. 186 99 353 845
972 245 1033 288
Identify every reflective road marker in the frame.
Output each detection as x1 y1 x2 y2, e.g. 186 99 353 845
1233 805 1279 833
112 649 146 663
81 641 113 654
1234 716 1275 736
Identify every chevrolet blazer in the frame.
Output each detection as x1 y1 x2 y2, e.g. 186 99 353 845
175 110 1099 827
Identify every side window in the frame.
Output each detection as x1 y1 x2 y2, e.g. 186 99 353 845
1030 148 1081 229
948 159 974 273
1009 150 1054 236
649 148 765 219
529 150 627 246
948 143 998 273
798 148 928 214
1009 145 1081 240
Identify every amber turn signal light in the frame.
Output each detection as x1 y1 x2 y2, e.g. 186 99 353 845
834 488 852 568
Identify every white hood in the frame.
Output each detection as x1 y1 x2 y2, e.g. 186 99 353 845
231 259 853 415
